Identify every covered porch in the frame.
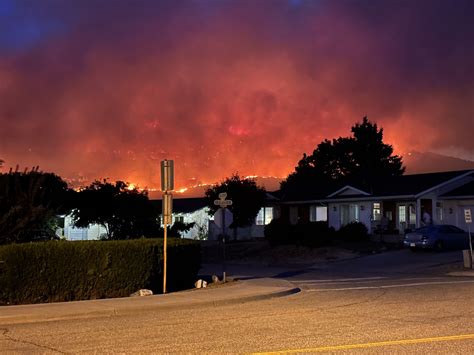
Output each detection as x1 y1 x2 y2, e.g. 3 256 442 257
370 198 435 235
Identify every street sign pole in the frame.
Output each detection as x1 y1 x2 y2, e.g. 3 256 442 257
222 206 226 283
214 192 233 283
164 220 168 291
469 226 473 269
161 160 174 294
464 208 473 269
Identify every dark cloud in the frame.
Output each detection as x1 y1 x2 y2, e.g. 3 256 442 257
1 0 473 188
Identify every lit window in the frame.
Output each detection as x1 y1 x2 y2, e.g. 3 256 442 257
398 205 407 223
372 203 381 221
175 216 184 223
256 207 273 225
310 206 328 222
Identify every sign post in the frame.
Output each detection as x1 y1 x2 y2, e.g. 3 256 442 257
214 192 233 282
161 160 174 294
465 208 473 269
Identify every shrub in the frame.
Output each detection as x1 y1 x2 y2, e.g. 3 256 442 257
264 218 294 246
265 219 335 248
295 222 335 248
337 222 369 242
0 238 200 305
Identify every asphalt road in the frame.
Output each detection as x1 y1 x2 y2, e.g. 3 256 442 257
2 250 474 354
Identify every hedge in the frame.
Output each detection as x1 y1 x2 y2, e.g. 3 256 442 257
0 238 200 305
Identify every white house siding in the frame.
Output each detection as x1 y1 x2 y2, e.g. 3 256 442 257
440 200 474 232
208 222 265 241
63 215 107 241
207 206 274 241
328 203 340 230
358 202 372 231
174 207 209 240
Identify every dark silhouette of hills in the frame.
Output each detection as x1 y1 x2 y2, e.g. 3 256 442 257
135 152 474 199
403 151 474 174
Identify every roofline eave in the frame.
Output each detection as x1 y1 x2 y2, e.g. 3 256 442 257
281 194 416 204
414 170 474 198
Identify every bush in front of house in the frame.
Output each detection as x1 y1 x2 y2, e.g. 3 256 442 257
264 218 295 246
0 238 200 305
337 222 369 242
265 219 335 247
295 222 336 248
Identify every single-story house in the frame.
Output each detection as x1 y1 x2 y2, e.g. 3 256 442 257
278 169 474 235
155 197 210 240
207 192 280 241
62 214 107 241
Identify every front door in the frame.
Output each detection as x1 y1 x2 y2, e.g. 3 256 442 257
397 204 407 233
397 203 417 233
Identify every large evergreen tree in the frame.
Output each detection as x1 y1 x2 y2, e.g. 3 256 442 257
282 117 404 191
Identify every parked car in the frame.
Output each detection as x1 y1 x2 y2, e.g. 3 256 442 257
404 225 471 251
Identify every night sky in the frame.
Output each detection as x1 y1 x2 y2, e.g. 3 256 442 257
1 0 473 190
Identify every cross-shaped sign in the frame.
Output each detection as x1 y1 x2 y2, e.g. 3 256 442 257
214 192 233 208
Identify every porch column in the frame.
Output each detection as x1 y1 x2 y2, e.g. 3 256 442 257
416 198 421 228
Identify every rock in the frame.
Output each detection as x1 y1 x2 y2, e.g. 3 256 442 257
211 274 220 283
194 279 208 288
130 289 153 297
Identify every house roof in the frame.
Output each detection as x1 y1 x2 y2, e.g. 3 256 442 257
151 197 208 214
440 180 474 199
279 169 474 203
368 170 474 197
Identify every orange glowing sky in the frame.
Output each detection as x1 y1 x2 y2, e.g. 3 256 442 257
1 0 473 190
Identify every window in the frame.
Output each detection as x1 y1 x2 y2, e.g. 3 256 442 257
398 205 407 223
310 206 328 222
174 216 184 223
436 202 443 222
340 204 360 226
256 207 273 225
409 204 416 225
372 203 381 221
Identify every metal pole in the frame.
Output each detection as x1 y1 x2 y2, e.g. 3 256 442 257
163 222 167 294
469 225 473 270
222 207 226 283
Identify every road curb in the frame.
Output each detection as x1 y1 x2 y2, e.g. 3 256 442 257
0 284 301 326
446 271 474 277
208 286 301 307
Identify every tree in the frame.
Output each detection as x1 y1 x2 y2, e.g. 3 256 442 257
0 169 71 244
72 180 159 240
282 117 405 191
205 174 266 229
